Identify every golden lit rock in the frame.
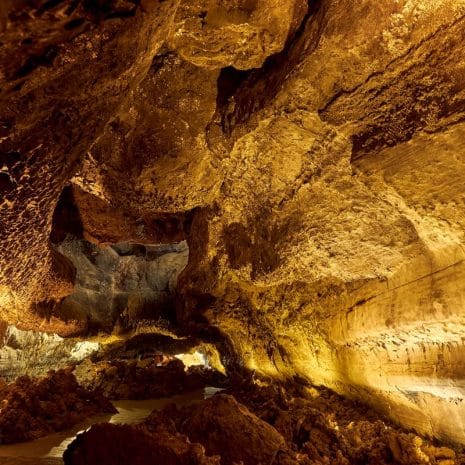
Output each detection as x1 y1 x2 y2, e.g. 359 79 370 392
1 0 465 455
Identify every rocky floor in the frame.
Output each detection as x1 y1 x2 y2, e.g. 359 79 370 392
0 330 225 445
0 346 463 464
62 380 465 465
0 369 115 444
74 357 225 400
0 329 462 464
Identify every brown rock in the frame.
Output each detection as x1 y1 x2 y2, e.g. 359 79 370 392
177 394 287 465
74 358 225 400
63 423 220 465
0 368 116 443
2 0 465 449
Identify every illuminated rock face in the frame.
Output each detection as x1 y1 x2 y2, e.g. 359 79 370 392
2 0 465 446
0 0 180 327
178 0 465 445
0 324 99 381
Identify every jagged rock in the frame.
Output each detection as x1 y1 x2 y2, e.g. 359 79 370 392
1 0 465 448
62 382 464 465
217 384 461 465
55 239 188 331
168 0 307 70
0 0 179 326
63 423 220 465
73 357 225 400
0 368 116 443
75 353 225 399
0 324 99 381
173 394 288 465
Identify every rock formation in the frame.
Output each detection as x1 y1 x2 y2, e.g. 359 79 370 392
64 387 463 465
0 368 116 444
63 422 220 465
74 356 225 400
56 239 188 332
1 0 465 449
0 323 99 381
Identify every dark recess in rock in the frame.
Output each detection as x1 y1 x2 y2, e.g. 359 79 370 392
50 185 84 243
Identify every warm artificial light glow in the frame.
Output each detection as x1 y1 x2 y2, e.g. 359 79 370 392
175 351 208 369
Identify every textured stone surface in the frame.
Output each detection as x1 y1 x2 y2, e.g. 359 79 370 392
0 0 180 325
63 422 220 465
169 0 307 70
56 240 188 331
0 324 99 382
175 0 465 445
65 387 462 465
173 394 287 465
73 357 225 400
1 0 465 447
0 369 116 444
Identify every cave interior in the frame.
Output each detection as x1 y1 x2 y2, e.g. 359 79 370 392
0 0 465 464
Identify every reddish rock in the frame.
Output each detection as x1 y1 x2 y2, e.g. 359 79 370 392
63 423 220 465
0 368 115 444
63 382 465 465
75 358 225 400
157 394 288 465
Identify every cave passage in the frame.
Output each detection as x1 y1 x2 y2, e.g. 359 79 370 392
54 237 189 334
1 0 465 463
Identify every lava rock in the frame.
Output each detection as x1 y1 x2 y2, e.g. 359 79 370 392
0 368 116 443
149 393 289 465
63 423 220 465
74 357 226 400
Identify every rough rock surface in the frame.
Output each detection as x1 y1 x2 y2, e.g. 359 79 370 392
65 386 464 465
74 357 225 400
63 422 220 465
0 324 99 381
223 383 463 465
164 393 288 465
55 239 188 331
1 0 465 446
0 0 180 325
176 0 465 445
0 369 116 444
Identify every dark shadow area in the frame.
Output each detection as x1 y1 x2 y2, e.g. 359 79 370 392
50 185 84 244
209 0 324 139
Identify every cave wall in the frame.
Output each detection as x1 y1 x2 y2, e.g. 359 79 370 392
56 240 188 332
177 0 465 444
0 0 180 328
0 323 99 381
1 0 465 445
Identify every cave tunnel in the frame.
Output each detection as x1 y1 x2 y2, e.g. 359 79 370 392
48 185 191 335
0 0 465 464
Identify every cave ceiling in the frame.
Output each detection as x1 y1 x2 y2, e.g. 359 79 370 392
1 0 465 445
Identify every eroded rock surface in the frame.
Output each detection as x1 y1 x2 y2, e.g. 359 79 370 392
63 422 220 465
176 0 465 445
1 0 465 447
0 369 116 444
0 0 180 325
56 240 188 331
74 358 225 400
65 386 464 465
0 324 99 381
